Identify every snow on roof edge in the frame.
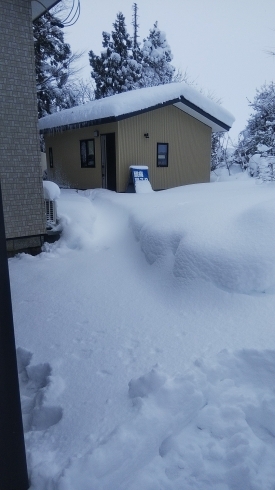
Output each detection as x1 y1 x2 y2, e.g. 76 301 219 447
38 82 235 133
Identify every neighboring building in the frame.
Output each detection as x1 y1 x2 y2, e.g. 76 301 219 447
39 82 234 192
0 0 61 255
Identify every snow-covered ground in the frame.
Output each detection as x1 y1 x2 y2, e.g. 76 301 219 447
9 172 275 489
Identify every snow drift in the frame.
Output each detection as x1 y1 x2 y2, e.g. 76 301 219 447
8 176 275 489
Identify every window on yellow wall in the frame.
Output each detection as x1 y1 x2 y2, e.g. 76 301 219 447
157 143 168 167
80 139 95 168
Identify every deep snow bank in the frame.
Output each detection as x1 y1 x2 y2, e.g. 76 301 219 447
120 181 275 294
56 349 275 490
60 180 275 297
9 180 275 489
48 189 97 250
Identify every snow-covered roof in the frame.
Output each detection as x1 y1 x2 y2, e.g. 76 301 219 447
39 82 235 134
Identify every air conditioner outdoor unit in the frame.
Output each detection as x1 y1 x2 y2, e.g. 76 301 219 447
45 199 57 225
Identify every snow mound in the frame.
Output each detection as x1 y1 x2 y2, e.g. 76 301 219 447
210 165 249 182
52 190 97 250
128 181 275 294
10 181 275 489
55 349 275 490
43 181 60 201
248 153 262 176
134 179 153 193
173 197 275 293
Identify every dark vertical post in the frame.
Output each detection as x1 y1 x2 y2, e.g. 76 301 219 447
132 2 139 59
0 181 29 489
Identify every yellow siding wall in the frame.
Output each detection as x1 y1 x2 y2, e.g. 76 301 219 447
45 122 118 189
117 105 211 192
45 105 212 192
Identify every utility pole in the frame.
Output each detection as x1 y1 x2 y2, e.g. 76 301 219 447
132 2 140 59
0 181 29 490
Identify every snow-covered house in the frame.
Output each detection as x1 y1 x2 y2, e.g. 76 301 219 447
0 0 62 255
39 83 234 192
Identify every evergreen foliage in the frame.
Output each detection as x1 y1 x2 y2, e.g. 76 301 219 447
234 82 275 176
89 9 176 98
89 12 142 99
140 22 175 87
34 12 81 117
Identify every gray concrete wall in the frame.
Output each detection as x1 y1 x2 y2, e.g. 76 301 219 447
0 0 46 242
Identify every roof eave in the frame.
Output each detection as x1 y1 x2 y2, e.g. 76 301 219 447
39 96 232 134
175 97 231 132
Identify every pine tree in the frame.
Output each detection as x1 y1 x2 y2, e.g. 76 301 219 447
234 82 275 174
140 22 175 87
34 12 81 117
89 12 142 99
89 7 179 99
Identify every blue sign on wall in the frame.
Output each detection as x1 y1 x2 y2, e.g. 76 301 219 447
127 166 151 192
131 167 149 184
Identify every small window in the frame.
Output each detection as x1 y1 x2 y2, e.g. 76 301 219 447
49 147 53 168
80 139 95 168
157 143 168 167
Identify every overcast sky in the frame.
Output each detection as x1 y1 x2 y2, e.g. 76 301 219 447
63 0 275 143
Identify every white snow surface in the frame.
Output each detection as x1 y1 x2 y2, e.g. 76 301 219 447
9 175 275 489
134 179 153 193
43 181 61 201
38 82 235 131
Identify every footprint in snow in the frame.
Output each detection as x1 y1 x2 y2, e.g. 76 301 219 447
16 347 63 432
